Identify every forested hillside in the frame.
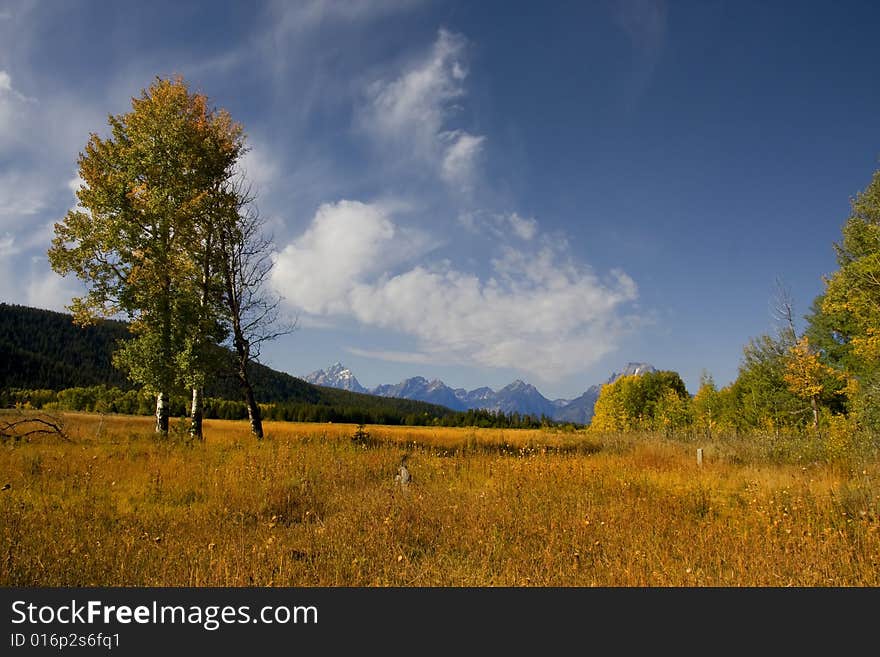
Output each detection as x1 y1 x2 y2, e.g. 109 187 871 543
1 303 551 427
0 302 306 400
0 303 130 390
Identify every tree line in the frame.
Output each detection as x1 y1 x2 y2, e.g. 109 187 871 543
2 302 566 427
590 165 880 443
2 385 568 430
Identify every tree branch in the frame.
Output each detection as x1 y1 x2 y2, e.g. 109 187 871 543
0 411 72 443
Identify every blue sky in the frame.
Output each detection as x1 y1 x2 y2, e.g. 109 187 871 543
2 0 880 399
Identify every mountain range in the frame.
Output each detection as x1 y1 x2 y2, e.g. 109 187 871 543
304 361 657 424
0 301 657 427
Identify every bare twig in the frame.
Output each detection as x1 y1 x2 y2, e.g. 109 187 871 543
0 410 72 443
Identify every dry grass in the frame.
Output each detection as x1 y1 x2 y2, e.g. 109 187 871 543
1 411 878 586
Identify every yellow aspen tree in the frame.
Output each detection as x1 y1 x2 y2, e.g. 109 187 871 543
783 336 840 429
48 76 244 436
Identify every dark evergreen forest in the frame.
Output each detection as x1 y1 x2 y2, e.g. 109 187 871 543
1 303 560 428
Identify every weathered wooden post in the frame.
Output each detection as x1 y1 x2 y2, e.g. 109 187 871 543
696 448 703 467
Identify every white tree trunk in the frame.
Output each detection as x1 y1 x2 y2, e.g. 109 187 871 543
155 392 169 435
190 387 204 439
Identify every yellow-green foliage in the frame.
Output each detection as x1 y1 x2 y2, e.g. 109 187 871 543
784 336 841 402
590 371 690 434
692 377 719 437
1 412 878 586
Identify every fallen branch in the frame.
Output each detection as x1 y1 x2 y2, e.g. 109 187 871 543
0 410 72 443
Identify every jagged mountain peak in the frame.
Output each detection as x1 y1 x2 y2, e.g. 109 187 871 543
305 361 659 426
303 362 366 393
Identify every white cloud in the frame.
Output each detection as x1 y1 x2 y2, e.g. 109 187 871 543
25 266 80 312
65 173 86 211
0 69 34 150
458 211 538 241
272 0 421 31
66 174 83 195
0 69 36 103
346 347 438 365
271 199 436 315
0 250 83 313
237 142 280 196
0 72 99 235
366 29 466 138
274 200 641 381
0 69 108 312
504 213 538 241
440 130 485 189
361 29 486 190
0 233 15 256
0 171 47 218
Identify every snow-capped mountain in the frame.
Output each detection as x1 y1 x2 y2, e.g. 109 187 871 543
373 377 465 411
372 376 558 416
302 361 658 424
303 362 367 393
607 362 657 380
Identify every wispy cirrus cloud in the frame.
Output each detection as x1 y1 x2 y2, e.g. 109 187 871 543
459 211 539 241
267 0 422 34
610 0 668 109
0 69 36 152
0 62 106 310
359 28 486 193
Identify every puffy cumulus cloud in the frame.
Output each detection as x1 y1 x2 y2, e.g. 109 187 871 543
361 29 486 190
271 199 436 315
274 201 640 381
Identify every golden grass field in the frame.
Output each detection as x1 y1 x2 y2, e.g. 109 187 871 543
1 411 878 586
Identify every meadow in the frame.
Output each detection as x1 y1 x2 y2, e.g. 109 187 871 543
1 411 878 586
